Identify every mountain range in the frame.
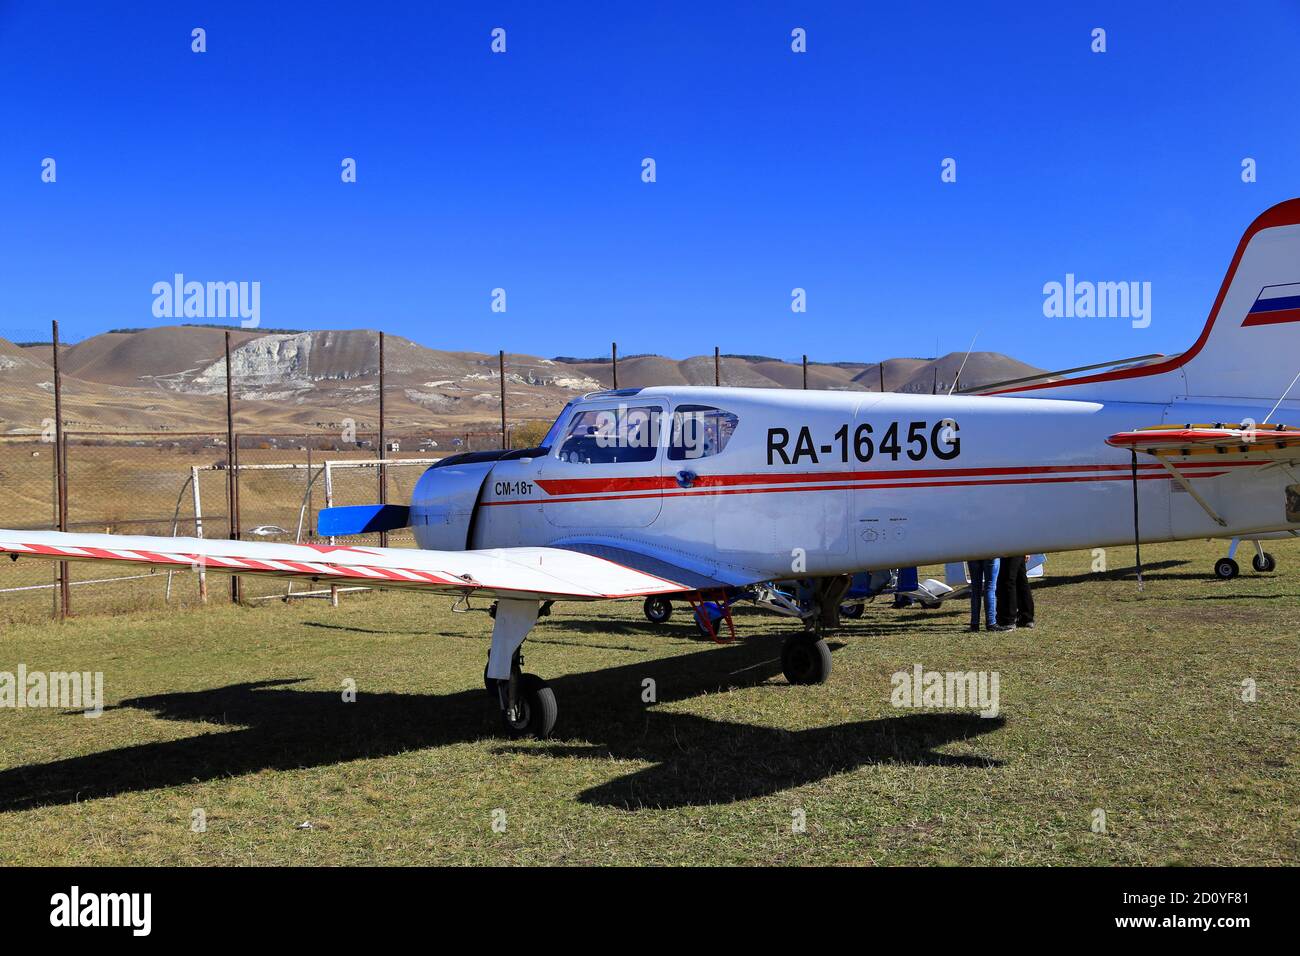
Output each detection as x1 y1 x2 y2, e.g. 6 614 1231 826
0 326 1046 436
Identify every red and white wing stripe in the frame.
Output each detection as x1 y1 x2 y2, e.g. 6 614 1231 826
0 530 687 601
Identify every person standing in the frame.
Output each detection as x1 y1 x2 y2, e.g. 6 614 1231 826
966 557 1000 632
996 554 1035 629
892 566 919 608
1015 555 1036 628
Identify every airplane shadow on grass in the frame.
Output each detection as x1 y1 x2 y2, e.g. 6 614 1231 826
0 635 1003 813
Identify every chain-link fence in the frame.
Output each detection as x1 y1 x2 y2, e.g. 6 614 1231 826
0 325 570 623
0 430 520 624
0 325 595 621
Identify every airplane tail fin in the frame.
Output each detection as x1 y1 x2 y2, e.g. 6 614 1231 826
994 199 1300 405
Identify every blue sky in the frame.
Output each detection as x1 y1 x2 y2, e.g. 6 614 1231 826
2 1 1299 370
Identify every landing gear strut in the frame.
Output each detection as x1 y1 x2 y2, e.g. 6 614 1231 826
486 598 556 739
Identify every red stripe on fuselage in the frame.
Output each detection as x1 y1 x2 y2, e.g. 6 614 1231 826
533 461 1223 497
485 463 1253 506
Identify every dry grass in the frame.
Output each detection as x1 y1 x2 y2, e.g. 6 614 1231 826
0 539 1296 865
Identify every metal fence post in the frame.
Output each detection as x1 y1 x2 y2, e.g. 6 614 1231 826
378 331 388 547
324 460 338 608
51 320 70 619
612 341 618 389
224 331 240 604
191 465 207 603
499 349 507 449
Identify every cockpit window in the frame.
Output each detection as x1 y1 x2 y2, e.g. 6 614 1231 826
555 405 662 464
540 398 581 450
668 405 739 460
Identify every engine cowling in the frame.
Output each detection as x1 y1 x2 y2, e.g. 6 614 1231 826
409 458 497 551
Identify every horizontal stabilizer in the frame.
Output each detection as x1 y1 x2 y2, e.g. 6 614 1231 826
1106 423 1300 460
317 504 410 536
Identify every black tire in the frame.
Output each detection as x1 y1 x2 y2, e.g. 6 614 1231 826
693 605 720 638
781 635 832 685
488 602 497 619
1252 552 1277 573
839 602 864 619
1214 557 1240 580
499 673 557 739
643 596 672 623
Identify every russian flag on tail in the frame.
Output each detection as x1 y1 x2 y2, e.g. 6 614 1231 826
1242 282 1300 326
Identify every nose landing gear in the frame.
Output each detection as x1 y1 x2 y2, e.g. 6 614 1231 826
489 651 557 738
486 598 556 739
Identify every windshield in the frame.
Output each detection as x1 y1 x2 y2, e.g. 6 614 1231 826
555 406 662 464
540 398 581 450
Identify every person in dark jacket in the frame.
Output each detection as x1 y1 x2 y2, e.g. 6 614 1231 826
996 554 1036 629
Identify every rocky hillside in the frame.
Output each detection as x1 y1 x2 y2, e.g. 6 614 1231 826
0 326 1045 435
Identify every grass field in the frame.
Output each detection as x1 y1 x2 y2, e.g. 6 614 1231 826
0 539 1295 866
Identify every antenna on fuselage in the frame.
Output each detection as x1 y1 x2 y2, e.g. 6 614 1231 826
947 333 979 397
1262 367 1300 424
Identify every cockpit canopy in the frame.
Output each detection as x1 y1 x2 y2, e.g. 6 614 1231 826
552 400 738 465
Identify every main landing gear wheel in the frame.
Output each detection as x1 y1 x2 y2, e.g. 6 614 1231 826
1214 557 1240 580
781 634 832 685
499 673 557 739
643 596 673 623
693 602 723 638
1252 552 1277 573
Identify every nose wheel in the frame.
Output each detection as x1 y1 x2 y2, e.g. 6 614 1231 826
487 649 557 739
781 632 832 684
500 672 557 738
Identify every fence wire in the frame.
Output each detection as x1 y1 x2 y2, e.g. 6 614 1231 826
0 325 564 624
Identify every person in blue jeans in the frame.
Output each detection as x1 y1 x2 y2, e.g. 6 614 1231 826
892 566 920 608
967 558 1001 631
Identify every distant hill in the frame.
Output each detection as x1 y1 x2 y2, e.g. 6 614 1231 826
558 351 1041 394
0 326 1045 435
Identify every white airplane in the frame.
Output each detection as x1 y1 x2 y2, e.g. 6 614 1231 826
5 199 1300 738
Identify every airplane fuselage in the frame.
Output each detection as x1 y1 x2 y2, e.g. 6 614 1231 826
411 386 1299 581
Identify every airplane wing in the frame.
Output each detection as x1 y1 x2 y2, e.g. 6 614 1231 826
0 529 691 602
546 538 767 592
